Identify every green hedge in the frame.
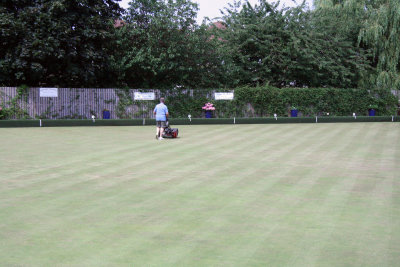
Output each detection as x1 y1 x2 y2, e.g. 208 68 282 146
163 86 398 118
1 116 398 127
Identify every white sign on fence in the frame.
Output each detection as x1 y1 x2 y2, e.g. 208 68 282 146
40 88 58 97
134 92 155 100
214 92 234 100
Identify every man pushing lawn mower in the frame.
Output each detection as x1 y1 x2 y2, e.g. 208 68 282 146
154 97 169 140
153 97 179 140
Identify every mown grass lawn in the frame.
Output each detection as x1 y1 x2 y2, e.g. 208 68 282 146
1 123 399 266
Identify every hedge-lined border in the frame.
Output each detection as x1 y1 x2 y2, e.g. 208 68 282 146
1 87 399 120
0 116 399 128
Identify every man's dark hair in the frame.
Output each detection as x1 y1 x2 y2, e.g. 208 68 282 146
160 97 165 103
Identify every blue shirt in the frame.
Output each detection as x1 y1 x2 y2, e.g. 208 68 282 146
154 103 168 121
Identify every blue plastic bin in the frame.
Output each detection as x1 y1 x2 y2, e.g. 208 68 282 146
368 109 376 116
103 110 110 119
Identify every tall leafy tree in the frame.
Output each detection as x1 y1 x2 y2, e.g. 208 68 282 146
359 0 400 90
314 0 400 90
216 0 369 88
304 1 371 88
0 0 122 87
216 1 290 87
113 0 226 89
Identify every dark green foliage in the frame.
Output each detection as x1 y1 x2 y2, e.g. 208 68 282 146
165 86 398 117
124 85 400 119
215 0 369 88
358 0 400 90
234 86 398 116
162 88 247 118
315 0 400 90
0 0 398 91
165 91 209 118
291 8 370 88
113 0 225 89
0 0 122 87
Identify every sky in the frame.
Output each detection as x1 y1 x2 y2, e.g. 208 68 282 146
118 0 314 24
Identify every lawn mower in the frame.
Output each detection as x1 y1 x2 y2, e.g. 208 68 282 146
162 119 178 138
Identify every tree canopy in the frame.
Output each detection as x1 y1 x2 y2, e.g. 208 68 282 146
215 0 369 88
112 0 227 89
0 0 398 90
315 0 400 90
0 0 122 87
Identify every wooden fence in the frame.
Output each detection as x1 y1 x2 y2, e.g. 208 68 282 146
0 87 170 119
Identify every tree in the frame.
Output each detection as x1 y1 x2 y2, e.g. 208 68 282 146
0 0 122 87
359 0 400 90
314 0 400 90
215 0 369 87
304 1 371 88
215 1 292 87
112 0 226 89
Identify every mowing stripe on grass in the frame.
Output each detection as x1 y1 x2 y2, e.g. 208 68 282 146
0 123 399 266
